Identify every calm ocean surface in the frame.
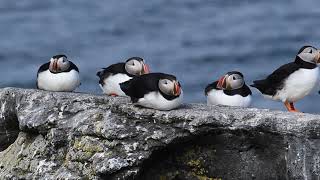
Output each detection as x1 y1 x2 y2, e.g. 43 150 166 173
1 0 320 113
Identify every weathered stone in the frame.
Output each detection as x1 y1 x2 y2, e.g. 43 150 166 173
0 87 320 179
0 90 19 151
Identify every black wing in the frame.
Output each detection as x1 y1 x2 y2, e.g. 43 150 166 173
224 84 252 97
36 62 50 89
120 73 174 102
37 62 50 76
240 84 252 96
251 62 300 95
96 63 127 85
205 81 218 96
68 61 79 72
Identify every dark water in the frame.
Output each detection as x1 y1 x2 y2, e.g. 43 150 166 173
1 0 320 113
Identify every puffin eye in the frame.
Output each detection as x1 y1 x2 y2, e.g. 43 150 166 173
309 49 313 53
62 57 68 63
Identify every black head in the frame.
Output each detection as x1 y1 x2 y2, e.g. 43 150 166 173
49 54 71 73
226 71 244 78
125 57 144 63
296 45 320 64
217 71 245 90
158 74 181 97
124 57 150 75
52 54 67 59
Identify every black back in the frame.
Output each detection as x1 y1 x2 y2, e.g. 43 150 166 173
251 57 317 95
205 81 252 97
96 63 135 85
96 57 145 85
37 61 79 75
120 73 180 102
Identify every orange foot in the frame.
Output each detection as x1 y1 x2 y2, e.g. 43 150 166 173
109 93 118 97
284 101 299 112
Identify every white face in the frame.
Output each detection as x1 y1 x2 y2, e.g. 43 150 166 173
125 59 148 75
226 73 244 90
57 56 70 71
298 46 320 64
158 79 181 96
217 73 244 90
49 56 70 73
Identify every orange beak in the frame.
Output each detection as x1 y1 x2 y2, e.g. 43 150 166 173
142 63 150 74
315 52 320 63
50 59 59 72
54 60 58 71
217 76 227 89
173 81 181 96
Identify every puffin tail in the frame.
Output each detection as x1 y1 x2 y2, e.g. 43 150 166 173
96 70 103 78
250 80 267 93
97 69 108 85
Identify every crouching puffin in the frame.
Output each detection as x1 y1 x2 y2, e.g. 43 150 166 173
120 73 183 110
37 54 80 92
205 71 252 107
96 57 150 96
251 45 320 112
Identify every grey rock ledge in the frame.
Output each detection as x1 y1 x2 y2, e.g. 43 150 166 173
0 87 320 179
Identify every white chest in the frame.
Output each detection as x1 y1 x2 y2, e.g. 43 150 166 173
274 67 319 102
37 70 80 92
207 89 252 107
100 73 132 96
137 91 183 110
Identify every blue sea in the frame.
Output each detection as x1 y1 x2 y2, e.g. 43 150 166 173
1 0 320 113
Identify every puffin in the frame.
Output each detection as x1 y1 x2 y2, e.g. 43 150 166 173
96 57 150 96
120 73 183 110
205 71 252 107
251 45 320 112
37 54 80 92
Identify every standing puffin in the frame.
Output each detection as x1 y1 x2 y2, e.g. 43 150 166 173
251 45 320 112
205 71 252 107
96 57 150 96
120 73 183 110
37 54 80 92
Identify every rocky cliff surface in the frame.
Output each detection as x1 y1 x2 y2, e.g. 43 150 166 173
0 88 320 179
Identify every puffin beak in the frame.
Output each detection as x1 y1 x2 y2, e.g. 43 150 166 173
173 81 181 96
315 51 320 64
217 75 228 89
141 62 150 75
50 59 59 72
53 59 59 72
